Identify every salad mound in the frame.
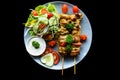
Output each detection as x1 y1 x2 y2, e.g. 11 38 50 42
25 3 59 39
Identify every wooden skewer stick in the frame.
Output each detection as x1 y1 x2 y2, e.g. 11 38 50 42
62 56 64 76
74 56 76 75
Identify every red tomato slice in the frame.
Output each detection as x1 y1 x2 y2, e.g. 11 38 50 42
62 4 68 13
72 6 79 13
41 9 48 14
41 48 53 56
45 48 53 53
32 10 38 16
52 50 60 65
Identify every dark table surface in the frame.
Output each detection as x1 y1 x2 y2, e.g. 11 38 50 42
16 0 97 79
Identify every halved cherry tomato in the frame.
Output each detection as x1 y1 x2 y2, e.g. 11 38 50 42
51 50 60 65
72 6 79 13
39 23 46 29
62 4 68 13
47 13 54 19
31 10 38 16
41 9 48 14
80 34 87 42
48 40 57 47
59 42 66 47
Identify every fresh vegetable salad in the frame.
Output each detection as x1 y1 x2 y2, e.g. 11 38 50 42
25 3 59 39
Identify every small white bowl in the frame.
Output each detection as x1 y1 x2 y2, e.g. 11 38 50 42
26 36 46 56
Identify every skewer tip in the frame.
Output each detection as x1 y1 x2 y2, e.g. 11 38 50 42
74 57 76 75
62 56 64 76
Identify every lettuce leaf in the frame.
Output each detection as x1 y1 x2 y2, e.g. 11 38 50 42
47 3 57 13
29 29 36 36
38 14 48 24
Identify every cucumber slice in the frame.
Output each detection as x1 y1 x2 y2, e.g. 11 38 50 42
40 53 54 67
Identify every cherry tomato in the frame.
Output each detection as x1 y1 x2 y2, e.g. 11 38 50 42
48 40 57 47
62 4 68 13
80 34 87 42
47 13 54 19
72 6 79 13
59 42 66 47
52 50 60 65
31 10 38 16
41 9 48 14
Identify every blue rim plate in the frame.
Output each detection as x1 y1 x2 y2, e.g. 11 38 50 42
24 1 92 70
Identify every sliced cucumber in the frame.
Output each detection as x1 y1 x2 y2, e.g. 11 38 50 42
40 53 54 67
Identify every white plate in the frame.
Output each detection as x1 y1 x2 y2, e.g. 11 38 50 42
24 1 92 70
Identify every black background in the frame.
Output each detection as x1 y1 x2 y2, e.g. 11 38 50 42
15 0 97 80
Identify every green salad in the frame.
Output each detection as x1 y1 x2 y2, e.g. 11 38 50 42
25 3 59 38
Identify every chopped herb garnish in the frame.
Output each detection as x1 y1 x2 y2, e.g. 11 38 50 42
66 34 73 44
66 34 73 52
66 44 72 52
32 41 40 49
65 23 74 31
